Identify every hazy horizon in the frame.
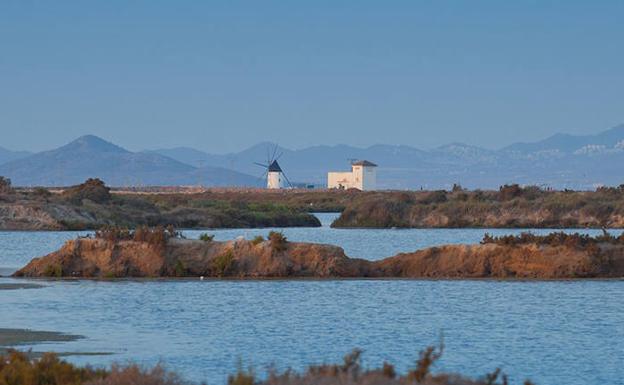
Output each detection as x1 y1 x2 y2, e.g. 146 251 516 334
1 1 623 153
1 122 623 155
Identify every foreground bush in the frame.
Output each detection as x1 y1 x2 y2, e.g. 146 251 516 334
0 347 535 385
0 350 105 385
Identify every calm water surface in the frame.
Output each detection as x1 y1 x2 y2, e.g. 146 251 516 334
1 213 623 385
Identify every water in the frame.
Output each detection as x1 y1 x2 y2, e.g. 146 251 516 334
1 213 623 385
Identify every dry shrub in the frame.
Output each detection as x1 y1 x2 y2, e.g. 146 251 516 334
481 230 624 250
0 348 531 385
498 184 523 201
420 190 448 204
228 363 254 385
0 350 105 385
260 346 517 385
268 231 288 253
86 364 186 385
408 342 444 382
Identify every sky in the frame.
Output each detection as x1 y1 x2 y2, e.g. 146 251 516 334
1 0 623 153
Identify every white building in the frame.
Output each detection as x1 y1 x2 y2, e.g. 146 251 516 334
267 160 285 189
327 160 377 191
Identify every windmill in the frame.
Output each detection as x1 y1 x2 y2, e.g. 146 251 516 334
254 144 293 189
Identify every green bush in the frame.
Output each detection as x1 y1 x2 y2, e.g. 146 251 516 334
212 251 235 277
174 260 186 277
43 264 62 278
199 233 215 242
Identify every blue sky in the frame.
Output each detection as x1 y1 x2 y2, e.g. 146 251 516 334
1 1 623 153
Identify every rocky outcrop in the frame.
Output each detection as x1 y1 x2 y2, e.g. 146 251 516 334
12 237 624 279
13 238 373 278
375 243 624 278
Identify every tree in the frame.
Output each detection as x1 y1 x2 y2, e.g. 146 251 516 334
0 176 13 194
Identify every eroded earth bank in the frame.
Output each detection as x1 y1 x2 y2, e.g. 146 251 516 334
13 231 624 279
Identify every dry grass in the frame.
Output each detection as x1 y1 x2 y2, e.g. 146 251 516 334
332 185 624 228
85 364 187 385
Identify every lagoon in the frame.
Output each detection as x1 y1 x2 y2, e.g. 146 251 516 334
1 214 623 385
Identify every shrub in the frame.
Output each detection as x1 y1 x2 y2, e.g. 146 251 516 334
0 350 105 385
87 363 185 385
420 190 448 204
62 178 111 205
408 342 444 382
43 264 63 278
0 176 13 195
452 183 464 192
498 184 523 201
199 233 215 242
268 231 288 253
212 251 235 277
229 362 254 385
251 235 264 245
95 226 131 242
0 347 530 385
381 362 396 378
174 260 186 277
481 231 624 250
33 187 52 199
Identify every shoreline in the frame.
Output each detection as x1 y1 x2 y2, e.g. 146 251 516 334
0 328 112 358
7 274 624 283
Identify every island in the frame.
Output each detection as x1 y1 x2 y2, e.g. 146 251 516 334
4 178 624 230
0 178 320 230
13 228 624 279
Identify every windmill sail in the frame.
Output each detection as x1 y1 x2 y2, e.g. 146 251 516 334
253 144 293 189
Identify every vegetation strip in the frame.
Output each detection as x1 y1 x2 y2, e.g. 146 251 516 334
0 178 321 230
0 329 83 347
0 344 534 385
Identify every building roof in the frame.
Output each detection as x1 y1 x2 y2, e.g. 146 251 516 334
268 160 283 172
351 160 377 167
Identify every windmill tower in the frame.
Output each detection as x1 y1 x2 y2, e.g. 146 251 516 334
254 144 293 189
267 160 285 189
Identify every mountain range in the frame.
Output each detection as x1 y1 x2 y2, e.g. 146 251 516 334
0 136 260 187
1 125 624 189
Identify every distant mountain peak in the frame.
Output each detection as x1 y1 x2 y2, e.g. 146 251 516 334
61 135 129 154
